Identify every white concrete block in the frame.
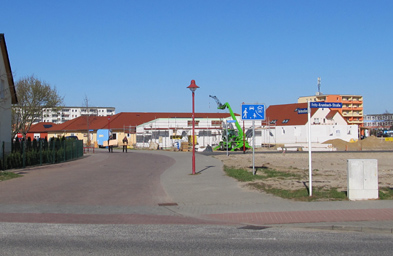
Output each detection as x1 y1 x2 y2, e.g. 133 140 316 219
347 159 378 201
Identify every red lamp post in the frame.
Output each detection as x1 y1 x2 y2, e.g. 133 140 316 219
187 80 199 175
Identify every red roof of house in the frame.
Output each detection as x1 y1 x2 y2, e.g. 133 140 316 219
326 110 339 120
265 103 317 126
45 112 235 132
28 122 56 132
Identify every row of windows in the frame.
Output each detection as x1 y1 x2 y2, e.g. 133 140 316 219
270 119 290 124
364 121 393 126
364 115 393 120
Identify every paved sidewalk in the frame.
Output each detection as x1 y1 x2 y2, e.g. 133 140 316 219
156 150 393 233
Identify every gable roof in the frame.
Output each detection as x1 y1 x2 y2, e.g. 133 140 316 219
266 103 317 126
28 122 56 133
45 112 235 132
0 34 17 104
326 110 338 120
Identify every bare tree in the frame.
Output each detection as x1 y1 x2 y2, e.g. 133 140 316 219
12 75 64 138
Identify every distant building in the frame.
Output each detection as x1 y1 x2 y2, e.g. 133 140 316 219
363 113 393 130
258 103 358 145
298 94 364 132
39 106 116 124
43 112 237 150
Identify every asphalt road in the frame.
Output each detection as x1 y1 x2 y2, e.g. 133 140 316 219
0 150 174 206
1 223 392 255
1 149 392 254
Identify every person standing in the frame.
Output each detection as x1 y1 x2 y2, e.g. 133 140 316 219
122 136 128 153
108 135 113 153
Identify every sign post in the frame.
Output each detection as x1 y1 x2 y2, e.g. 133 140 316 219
307 101 312 196
306 102 343 196
226 120 236 156
241 104 265 175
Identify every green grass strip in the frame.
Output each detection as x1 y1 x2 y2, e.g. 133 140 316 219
0 171 22 182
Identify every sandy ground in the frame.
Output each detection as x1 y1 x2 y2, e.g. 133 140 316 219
214 136 393 193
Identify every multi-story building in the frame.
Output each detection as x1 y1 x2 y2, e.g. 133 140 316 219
41 106 115 124
298 94 364 128
363 113 393 130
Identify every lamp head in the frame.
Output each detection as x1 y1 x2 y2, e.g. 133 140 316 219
187 80 199 92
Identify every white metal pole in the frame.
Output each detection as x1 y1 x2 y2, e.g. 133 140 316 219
252 120 256 175
226 121 228 156
308 100 312 196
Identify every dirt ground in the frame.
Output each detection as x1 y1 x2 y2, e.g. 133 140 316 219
214 136 393 193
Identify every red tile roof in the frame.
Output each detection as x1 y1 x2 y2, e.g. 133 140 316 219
28 122 56 132
326 110 339 120
265 103 317 126
45 112 235 132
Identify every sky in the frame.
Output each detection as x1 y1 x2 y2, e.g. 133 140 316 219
2 0 392 115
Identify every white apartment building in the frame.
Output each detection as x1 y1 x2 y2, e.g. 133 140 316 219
40 106 115 124
363 113 393 129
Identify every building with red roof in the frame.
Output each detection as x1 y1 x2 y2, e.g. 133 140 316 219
24 122 55 140
35 103 358 150
43 112 238 149
256 103 358 147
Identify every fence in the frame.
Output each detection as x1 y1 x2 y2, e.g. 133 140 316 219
1 138 84 171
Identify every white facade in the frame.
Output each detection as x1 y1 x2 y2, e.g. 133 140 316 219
0 62 12 152
255 108 358 146
0 34 16 154
41 106 116 124
133 108 358 150
135 117 250 150
255 124 358 146
363 113 393 129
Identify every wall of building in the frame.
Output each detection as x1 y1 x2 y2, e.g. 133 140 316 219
256 124 358 145
0 59 12 153
41 106 116 124
298 94 364 129
363 113 393 129
43 114 359 150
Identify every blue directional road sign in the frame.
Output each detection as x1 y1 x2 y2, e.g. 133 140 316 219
241 104 265 120
310 102 342 108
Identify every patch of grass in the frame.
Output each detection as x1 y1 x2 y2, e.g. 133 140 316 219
250 182 309 199
249 182 347 201
224 165 300 182
0 171 22 182
224 165 347 201
224 166 263 182
379 187 393 200
260 168 301 179
312 188 347 200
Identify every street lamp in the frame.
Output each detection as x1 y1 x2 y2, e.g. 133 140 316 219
187 80 199 175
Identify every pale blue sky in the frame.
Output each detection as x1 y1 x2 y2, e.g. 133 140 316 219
2 0 392 114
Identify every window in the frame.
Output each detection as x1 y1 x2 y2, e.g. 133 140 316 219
136 135 151 143
188 120 199 126
198 131 212 137
270 120 277 124
152 131 169 139
282 119 289 124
